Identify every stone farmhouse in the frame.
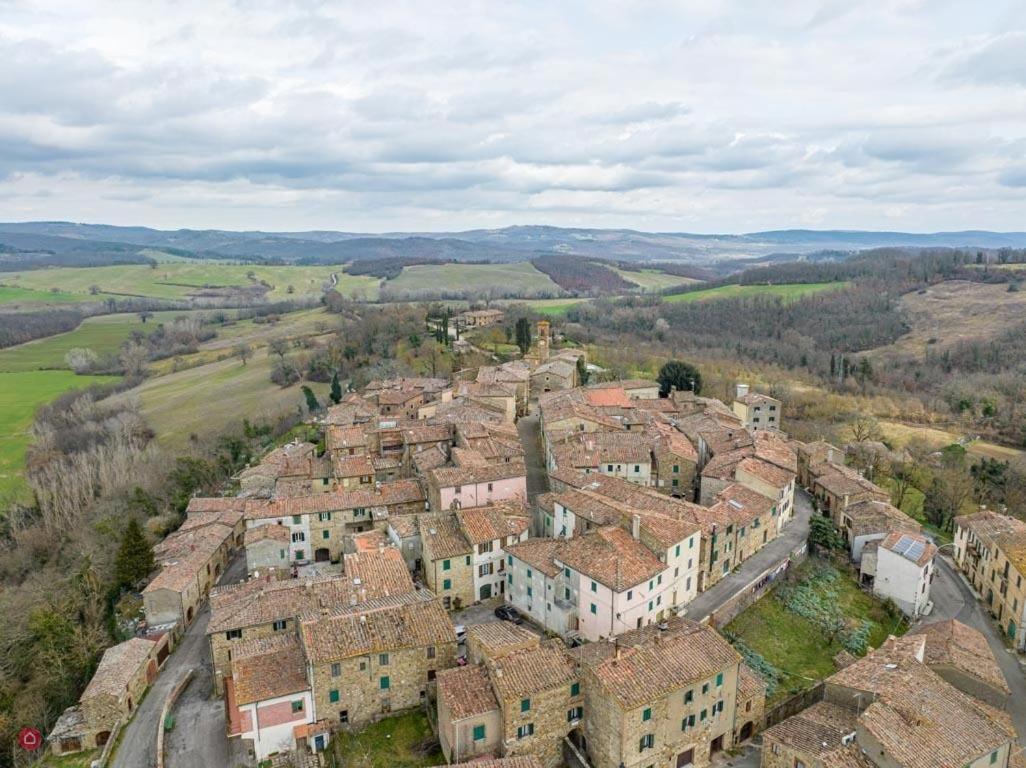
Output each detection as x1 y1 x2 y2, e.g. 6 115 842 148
49 637 165 757
731 384 782 432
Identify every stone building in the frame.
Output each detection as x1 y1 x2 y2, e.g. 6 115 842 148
208 548 415 694
574 618 761 768
300 591 457 728
954 509 1026 649
48 638 161 756
421 513 476 610
731 384 782 432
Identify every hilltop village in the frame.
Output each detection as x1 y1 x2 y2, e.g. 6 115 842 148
46 317 1026 768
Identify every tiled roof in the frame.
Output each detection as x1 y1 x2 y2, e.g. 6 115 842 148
146 523 234 593
81 638 156 701
736 455 794 489
326 425 368 452
557 526 665 592
343 548 415 592
421 513 473 559
762 701 864 763
466 621 539 659
299 591 456 664
436 665 499 719
402 424 453 444
457 502 530 545
827 641 1012 767
879 531 936 568
245 480 426 520
208 555 415 634
713 483 776 525
244 524 291 545
908 619 1010 695
576 618 740 708
700 448 750 480
813 462 887 499
332 454 375 478
387 514 420 539
737 663 766 701
753 431 798 473
429 461 527 488
488 641 577 701
584 387 633 408
505 538 564 578
843 500 920 538
232 634 309 706
737 392 779 406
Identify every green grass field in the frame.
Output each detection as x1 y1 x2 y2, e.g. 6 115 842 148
1 263 379 301
725 558 904 702
325 711 443 768
0 371 119 500
0 284 87 306
125 351 329 449
0 313 171 372
386 262 560 297
614 267 700 292
517 298 590 316
663 281 848 304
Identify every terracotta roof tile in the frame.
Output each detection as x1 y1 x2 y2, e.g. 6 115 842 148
299 591 456 664
488 641 577 701
437 665 500 719
81 638 156 701
908 619 1010 696
557 526 665 592
421 514 473 560
232 634 309 705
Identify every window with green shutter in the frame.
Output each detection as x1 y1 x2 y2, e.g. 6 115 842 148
329 689 340 703
521 698 531 712
473 724 486 741
443 559 451 571
590 603 597 614
380 676 390 690
443 578 451 590
570 682 580 697
716 672 724 687
642 707 651 721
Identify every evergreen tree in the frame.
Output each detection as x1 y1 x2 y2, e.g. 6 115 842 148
114 518 154 591
657 360 702 397
576 356 590 385
515 318 532 355
301 385 321 413
329 371 343 405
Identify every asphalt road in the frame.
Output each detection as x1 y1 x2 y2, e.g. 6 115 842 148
927 555 1026 745
687 488 813 623
112 552 247 768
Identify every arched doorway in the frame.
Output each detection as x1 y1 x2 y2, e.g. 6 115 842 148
480 584 492 600
147 659 158 683
186 605 194 623
95 731 111 748
739 721 753 742
315 548 331 562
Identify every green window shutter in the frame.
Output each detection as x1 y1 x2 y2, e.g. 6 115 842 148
716 672 724 687
380 676 390 690
570 682 580 697
473 724 486 741
443 559 451 571
642 707 652 721
590 603 597 614
521 698 530 712
329 689 340 703
443 578 451 590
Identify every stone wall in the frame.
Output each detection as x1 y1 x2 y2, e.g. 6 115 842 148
500 680 580 768
311 641 457 728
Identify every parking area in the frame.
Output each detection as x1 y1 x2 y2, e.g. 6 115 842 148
452 598 545 641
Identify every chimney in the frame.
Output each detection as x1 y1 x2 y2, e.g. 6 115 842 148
631 515 641 540
735 383 749 400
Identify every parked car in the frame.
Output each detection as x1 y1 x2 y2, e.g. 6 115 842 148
494 605 523 624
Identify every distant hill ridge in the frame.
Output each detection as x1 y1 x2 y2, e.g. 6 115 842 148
2 221 1025 266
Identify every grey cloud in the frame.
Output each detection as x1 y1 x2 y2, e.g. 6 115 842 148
942 32 1026 86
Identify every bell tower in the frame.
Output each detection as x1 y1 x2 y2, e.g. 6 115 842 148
537 320 551 362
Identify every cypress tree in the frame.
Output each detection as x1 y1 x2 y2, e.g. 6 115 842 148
114 518 154 591
329 371 343 405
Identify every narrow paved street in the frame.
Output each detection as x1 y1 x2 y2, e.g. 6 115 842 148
517 408 549 505
112 553 247 768
928 555 1026 744
686 488 812 622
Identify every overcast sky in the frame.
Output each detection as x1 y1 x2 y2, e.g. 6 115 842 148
2 0 1026 233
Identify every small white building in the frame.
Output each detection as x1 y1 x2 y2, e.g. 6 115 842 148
226 635 317 761
457 504 530 602
864 531 937 618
